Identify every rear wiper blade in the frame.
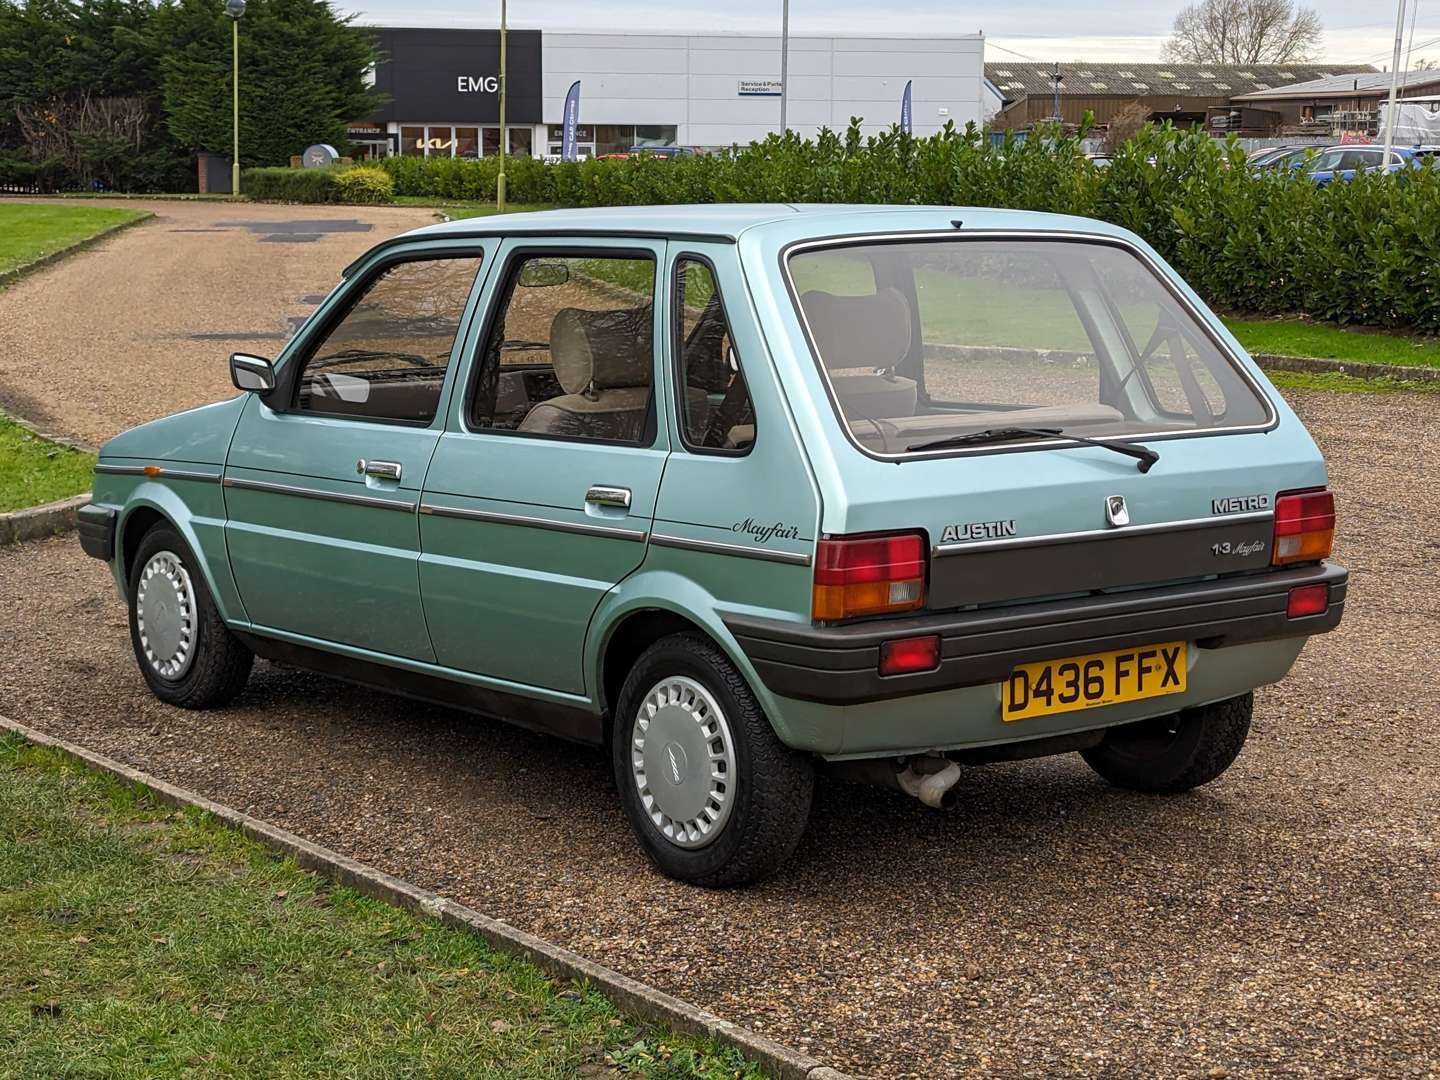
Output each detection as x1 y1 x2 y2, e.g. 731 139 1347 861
907 426 1159 473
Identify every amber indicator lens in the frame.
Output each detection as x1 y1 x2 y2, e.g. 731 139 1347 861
1272 489 1334 565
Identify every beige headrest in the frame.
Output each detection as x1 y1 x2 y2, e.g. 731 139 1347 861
550 307 653 395
799 288 913 370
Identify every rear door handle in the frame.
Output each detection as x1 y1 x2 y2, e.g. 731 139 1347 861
357 459 403 481
585 485 631 509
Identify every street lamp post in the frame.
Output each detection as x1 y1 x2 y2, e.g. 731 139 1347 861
224 0 245 196
1382 0 1408 162
779 0 790 134
497 0 508 213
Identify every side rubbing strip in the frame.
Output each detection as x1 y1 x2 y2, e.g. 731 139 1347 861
222 476 415 513
650 532 813 567
418 502 648 542
95 464 220 483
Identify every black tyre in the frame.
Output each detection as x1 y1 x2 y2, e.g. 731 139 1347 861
127 524 253 709
1081 692 1253 794
611 633 814 887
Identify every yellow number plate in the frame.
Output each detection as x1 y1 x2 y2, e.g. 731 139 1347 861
1002 642 1187 723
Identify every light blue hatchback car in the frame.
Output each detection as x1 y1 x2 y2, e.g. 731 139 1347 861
80 205 1347 885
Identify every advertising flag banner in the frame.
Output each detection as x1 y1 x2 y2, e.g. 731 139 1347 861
562 80 581 161
901 79 913 134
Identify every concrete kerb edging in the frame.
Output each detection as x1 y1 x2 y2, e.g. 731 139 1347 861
0 716 854 1080
0 211 154 292
0 492 90 546
1252 352 1440 384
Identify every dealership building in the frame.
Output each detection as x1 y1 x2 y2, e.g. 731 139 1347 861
353 28 986 159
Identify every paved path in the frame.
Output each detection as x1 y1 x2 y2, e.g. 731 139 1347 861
0 198 436 447
0 387 1435 1079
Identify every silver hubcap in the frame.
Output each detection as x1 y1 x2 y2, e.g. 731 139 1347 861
135 551 196 681
631 675 736 849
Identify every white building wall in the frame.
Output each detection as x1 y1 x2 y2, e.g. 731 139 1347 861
542 32 985 147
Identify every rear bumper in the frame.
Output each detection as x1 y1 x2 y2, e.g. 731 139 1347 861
76 503 116 562
724 563 1347 706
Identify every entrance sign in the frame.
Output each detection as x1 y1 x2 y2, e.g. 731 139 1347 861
301 143 339 168
738 79 783 97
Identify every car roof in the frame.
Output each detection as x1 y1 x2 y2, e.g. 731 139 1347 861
349 203 1147 276
402 202 1123 243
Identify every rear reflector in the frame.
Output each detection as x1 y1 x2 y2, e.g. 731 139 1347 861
1272 489 1335 566
1287 583 1330 618
879 635 941 676
813 531 926 620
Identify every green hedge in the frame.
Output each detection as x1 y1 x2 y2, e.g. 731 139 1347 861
263 123 1440 333
241 166 343 203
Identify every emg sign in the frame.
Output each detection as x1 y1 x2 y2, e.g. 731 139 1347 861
457 75 500 94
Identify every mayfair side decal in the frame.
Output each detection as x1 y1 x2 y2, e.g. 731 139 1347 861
733 518 802 545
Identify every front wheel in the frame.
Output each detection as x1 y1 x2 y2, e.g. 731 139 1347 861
1080 692 1253 794
127 525 253 709
612 633 814 887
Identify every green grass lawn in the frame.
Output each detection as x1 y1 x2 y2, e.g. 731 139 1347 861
0 735 772 1080
1223 316 1440 369
0 417 94 513
0 203 148 276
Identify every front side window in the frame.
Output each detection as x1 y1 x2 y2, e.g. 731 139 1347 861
295 254 482 424
787 239 1270 457
674 258 754 453
469 252 656 444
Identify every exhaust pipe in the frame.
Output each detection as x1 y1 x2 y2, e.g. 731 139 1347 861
828 755 963 810
897 760 963 809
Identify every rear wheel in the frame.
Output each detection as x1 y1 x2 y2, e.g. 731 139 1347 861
1081 692 1252 794
128 525 253 709
612 633 814 887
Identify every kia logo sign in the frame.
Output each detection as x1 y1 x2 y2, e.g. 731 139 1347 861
457 76 499 94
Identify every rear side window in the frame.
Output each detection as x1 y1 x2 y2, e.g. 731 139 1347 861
469 252 656 445
787 238 1272 457
674 258 755 453
296 255 482 424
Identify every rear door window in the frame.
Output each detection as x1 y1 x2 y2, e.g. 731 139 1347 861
674 257 755 453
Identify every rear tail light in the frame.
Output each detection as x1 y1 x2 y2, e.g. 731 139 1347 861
879 635 941 676
1272 489 1335 566
1287 583 1330 618
813 531 926 621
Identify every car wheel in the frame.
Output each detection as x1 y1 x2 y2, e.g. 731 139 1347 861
128 524 253 709
612 633 814 887
1080 692 1253 794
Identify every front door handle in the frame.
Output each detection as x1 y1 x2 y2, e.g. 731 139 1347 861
357 459 403 482
585 485 631 509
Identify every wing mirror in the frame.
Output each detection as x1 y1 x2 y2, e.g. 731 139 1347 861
517 261 570 288
230 353 276 393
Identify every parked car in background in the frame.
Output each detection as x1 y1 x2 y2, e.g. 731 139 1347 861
1302 145 1423 184
80 205 1347 887
1249 145 1314 171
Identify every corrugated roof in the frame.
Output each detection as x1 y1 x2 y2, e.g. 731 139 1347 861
985 62 1374 100
1231 70 1440 101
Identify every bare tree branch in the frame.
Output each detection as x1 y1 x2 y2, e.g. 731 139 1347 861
1163 0 1322 65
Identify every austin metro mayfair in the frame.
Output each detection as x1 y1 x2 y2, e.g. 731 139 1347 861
79 205 1347 886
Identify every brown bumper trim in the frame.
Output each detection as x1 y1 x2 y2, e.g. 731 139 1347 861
724 563 1347 705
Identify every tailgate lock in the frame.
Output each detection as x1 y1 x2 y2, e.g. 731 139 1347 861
1104 494 1130 528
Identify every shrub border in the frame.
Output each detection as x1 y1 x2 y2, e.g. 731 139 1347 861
0 715 853 1080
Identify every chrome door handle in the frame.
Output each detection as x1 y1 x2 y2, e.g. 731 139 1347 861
357 459 402 481
585 485 631 509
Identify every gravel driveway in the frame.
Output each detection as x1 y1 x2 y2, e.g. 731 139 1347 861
0 198 435 448
1 385 1436 1079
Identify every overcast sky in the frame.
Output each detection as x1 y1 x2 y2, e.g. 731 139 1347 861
339 1 1432 68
